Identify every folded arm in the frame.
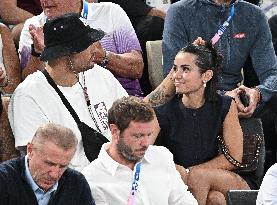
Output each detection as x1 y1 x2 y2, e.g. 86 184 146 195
0 0 33 25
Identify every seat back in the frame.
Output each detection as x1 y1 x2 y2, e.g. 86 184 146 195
146 40 163 89
0 96 20 162
226 190 258 205
239 118 265 187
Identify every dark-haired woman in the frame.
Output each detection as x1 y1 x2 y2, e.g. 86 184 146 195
153 42 256 205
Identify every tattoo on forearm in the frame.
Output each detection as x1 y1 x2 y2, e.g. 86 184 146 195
148 87 172 106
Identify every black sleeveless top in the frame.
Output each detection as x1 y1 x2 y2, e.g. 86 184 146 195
155 94 232 168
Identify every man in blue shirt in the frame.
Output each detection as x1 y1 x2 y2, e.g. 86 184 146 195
163 0 277 172
0 123 95 205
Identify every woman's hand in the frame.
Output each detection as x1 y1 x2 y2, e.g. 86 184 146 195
237 85 260 118
175 164 189 184
225 88 245 115
193 37 206 45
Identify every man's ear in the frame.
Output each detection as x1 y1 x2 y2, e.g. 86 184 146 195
27 142 33 158
202 70 213 83
109 124 120 141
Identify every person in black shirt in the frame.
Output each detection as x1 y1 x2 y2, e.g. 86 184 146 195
154 42 254 205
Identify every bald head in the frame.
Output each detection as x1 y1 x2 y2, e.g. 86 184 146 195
31 123 78 152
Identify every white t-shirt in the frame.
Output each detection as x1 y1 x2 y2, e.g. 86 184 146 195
82 143 198 205
18 1 142 96
8 65 128 171
256 163 277 205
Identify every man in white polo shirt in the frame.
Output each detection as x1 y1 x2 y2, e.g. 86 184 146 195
82 96 197 205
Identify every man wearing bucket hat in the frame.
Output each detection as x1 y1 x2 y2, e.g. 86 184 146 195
9 13 129 172
18 0 144 97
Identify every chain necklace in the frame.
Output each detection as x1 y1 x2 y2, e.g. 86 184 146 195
67 56 102 133
78 72 102 132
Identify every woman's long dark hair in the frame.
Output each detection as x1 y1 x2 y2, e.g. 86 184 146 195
178 42 223 101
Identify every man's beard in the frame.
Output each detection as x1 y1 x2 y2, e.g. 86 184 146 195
117 137 143 163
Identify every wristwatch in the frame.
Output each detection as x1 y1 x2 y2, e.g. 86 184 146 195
31 44 41 57
100 49 110 68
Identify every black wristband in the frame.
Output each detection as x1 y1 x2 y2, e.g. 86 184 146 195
31 44 41 57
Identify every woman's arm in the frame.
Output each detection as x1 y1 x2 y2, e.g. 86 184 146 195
150 114 161 145
144 68 175 106
191 100 243 170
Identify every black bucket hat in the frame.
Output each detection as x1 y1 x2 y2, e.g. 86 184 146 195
40 13 105 61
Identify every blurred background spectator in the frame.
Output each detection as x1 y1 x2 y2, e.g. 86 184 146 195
99 0 166 95
261 0 277 18
0 0 42 46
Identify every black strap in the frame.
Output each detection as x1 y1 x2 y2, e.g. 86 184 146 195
42 69 81 124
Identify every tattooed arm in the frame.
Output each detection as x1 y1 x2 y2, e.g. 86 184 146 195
144 69 176 106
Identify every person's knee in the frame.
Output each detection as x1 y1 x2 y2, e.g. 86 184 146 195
206 191 226 205
188 168 207 181
187 168 210 190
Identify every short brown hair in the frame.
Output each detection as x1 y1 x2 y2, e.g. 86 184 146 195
108 96 154 132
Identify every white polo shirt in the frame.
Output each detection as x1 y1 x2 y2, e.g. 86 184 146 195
256 163 277 205
82 143 198 205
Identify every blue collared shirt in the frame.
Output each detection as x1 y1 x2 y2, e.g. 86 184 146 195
24 156 58 205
